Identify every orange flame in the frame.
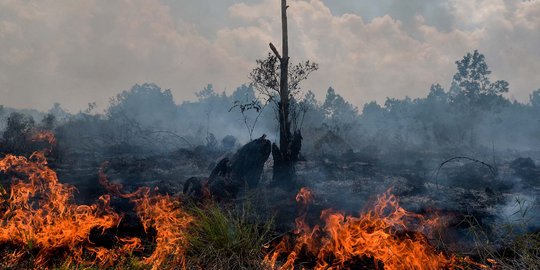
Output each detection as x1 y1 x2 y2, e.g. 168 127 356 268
32 130 56 146
99 165 193 270
296 187 314 204
294 187 314 235
0 132 192 269
0 152 122 267
265 188 457 270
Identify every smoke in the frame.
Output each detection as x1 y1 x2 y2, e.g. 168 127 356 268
1 56 540 252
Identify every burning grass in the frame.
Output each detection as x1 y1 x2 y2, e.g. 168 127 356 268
0 148 479 269
0 132 530 269
99 168 193 269
0 132 272 269
0 132 194 269
0 151 123 267
263 188 458 270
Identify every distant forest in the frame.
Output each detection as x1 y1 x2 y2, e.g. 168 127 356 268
1 50 539 160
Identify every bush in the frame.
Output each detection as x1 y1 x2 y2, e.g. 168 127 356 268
2 112 36 155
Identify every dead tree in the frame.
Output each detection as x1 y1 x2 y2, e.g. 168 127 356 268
273 0 293 187
250 0 317 188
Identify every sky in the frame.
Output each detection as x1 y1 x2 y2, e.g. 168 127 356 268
1 0 539 112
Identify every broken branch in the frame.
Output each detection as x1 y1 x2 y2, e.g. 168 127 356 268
269 42 282 60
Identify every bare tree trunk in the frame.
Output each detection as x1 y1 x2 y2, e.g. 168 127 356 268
279 0 290 156
271 0 297 187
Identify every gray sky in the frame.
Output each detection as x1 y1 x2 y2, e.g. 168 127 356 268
1 0 539 112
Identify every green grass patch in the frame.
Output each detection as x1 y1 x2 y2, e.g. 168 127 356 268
186 200 274 270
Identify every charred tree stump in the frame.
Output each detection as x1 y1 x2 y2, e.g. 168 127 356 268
184 135 271 200
272 130 302 188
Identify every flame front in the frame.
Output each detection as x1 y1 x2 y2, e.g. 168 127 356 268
99 165 193 270
0 132 475 269
265 188 455 270
0 132 192 269
0 152 121 267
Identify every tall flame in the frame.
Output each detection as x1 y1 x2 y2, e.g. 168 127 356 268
265 188 456 270
0 152 122 267
99 165 193 270
0 132 192 269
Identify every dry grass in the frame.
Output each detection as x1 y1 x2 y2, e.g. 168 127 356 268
461 196 540 270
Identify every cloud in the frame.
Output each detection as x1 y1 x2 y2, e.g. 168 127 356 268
222 0 540 106
0 0 248 111
444 0 540 101
0 0 539 112
221 0 472 106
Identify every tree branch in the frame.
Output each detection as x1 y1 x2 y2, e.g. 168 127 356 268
269 43 282 60
429 156 497 189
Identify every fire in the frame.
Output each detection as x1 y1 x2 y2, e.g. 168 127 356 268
99 165 193 270
0 152 122 267
294 187 314 235
296 187 314 204
0 131 489 269
0 132 192 269
32 130 56 146
265 188 456 270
